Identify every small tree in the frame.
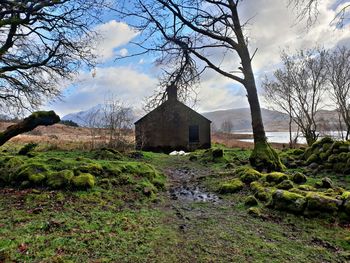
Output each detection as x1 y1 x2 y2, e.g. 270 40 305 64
101 97 133 150
263 49 328 146
221 119 234 134
326 47 350 140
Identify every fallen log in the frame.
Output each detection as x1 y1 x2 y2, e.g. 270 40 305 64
0 110 60 147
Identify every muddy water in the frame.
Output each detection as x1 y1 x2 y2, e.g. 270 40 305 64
169 185 220 203
166 167 220 203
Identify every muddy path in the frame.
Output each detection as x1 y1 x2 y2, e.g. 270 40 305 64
165 167 220 203
150 158 347 263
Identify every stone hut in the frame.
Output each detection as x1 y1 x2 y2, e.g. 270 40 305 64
134 85 211 152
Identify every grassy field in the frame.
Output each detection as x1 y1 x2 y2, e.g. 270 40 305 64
0 144 350 262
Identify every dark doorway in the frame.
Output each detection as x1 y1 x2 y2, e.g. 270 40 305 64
189 125 199 143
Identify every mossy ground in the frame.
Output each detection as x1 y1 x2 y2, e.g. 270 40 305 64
0 144 350 262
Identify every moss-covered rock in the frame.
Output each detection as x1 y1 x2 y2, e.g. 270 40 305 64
236 167 261 184
304 193 342 216
244 195 258 206
92 148 123 160
47 170 74 189
250 181 272 201
269 190 306 214
306 153 320 165
28 173 46 184
76 163 103 176
277 180 294 190
298 184 316 191
266 172 289 184
291 172 307 184
72 173 95 189
16 163 48 182
218 179 244 194
321 177 333 189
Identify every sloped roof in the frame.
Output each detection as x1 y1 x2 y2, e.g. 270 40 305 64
134 100 212 125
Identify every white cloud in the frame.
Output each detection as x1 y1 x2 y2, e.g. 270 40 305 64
93 20 138 62
49 66 157 116
118 48 128 57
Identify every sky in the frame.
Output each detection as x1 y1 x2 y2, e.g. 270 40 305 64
45 0 350 117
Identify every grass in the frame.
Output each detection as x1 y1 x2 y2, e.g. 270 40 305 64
0 144 350 262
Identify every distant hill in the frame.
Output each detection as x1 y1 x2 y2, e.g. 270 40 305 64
63 104 340 131
202 108 290 131
62 104 137 127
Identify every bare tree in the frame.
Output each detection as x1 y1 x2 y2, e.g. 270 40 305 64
115 0 283 171
0 0 106 114
263 49 328 146
263 70 295 148
327 46 350 140
221 119 234 134
289 0 349 27
101 97 133 150
83 107 104 150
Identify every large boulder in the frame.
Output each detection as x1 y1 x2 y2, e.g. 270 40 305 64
304 193 342 216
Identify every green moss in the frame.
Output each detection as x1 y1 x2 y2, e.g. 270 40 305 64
72 173 95 189
218 179 244 194
76 163 103 175
319 152 328 160
250 181 272 201
266 172 289 184
298 184 316 191
303 147 313 160
92 148 123 160
327 154 339 163
139 181 157 197
277 180 294 190
236 166 261 184
291 172 307 184
28 173 46 184
16 163 48 182
342 192 350 216
47 170 74 189
249 141 285 172
306 153 319 165
269 190 306 214
18 143 38 155
244 195 258 206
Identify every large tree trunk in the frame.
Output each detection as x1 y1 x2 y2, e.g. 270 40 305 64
0 111 60 147
231 3 284 172
245 78 284 172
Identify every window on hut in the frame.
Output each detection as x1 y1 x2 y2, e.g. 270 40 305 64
189 125 199 143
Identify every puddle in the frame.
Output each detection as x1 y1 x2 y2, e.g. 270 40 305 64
169 186 220 203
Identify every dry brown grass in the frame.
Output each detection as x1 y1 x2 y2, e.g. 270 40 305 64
0 122 135 151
